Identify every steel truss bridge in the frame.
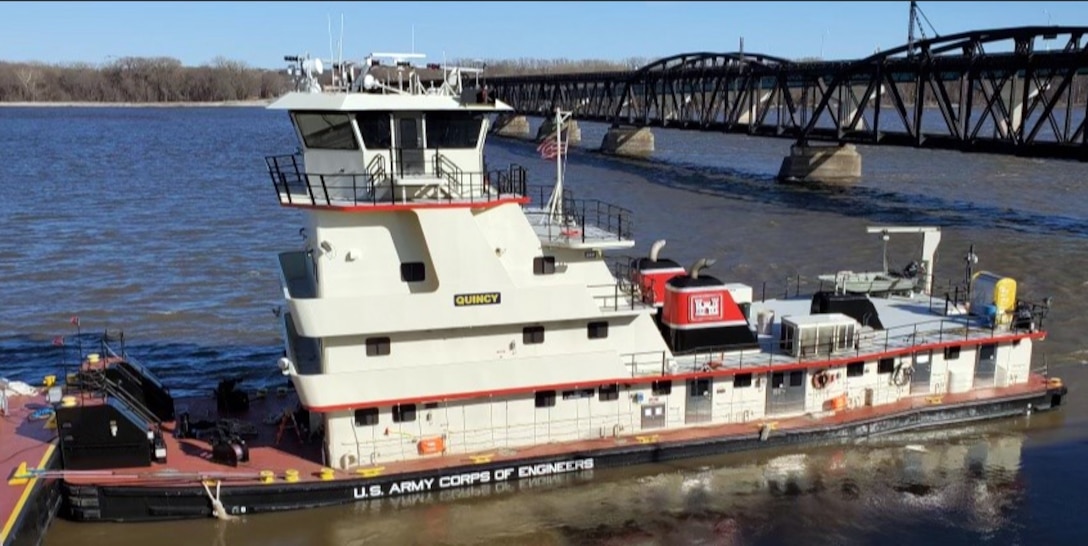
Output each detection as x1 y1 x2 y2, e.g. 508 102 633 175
486 27 1088 160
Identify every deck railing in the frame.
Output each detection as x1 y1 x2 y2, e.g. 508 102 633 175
523 185 633 243
265 154 529 206
621 311 1042 378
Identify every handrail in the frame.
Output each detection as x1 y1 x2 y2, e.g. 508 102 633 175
522 184 633 242
620 311 1037 379
265 154 528 206
366 154 387 185
79 368 162 427
433 152 465 196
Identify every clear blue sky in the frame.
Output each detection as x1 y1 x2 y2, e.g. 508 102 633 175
1 1 1083 69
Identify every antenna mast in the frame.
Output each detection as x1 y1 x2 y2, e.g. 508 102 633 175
907 1 940 59
907 1 917 58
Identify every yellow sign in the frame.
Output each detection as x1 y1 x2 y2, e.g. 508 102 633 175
454 292 501 306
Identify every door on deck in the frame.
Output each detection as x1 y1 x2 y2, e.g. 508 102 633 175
766 370 806 415
685 378 712 424
975 343 997 388
395 116 425 175
910 351 933 395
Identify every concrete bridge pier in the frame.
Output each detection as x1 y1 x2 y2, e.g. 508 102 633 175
536 117 581 145
777 143 861 184
491 114 531 139
600 126 654 159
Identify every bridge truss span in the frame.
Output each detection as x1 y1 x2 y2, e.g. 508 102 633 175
487 26 1088 161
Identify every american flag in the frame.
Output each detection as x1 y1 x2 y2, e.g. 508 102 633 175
536 138 568 160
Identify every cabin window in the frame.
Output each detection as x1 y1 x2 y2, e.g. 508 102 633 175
599 383 619 402
533 256 556 275
587 321 609 339
878 357 895 374
734 373 753 388
771 372 785 389
562 388 594 400
366 336 391 356
523 325 545 345
425 112 484 148
392 403 416 423
354 408 379 426
400 262 426 282
355 112 392 148
535 390 556 408
944 346 961 360
652 380 672 395
789 371 804 387
423 402 440 409
847 361 865 377
294 112 358 150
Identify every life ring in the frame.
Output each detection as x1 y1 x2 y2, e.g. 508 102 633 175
811 369 832 390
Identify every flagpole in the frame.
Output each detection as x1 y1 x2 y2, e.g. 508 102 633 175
554 107 563 223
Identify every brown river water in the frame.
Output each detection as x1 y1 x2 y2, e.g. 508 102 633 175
1 107 1086 545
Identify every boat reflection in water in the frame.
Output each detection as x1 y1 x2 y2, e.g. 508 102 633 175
321 429 1028 545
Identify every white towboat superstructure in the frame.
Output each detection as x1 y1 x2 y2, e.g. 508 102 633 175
264 50 1062 477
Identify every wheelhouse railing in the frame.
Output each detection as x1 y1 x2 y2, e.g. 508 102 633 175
265 154 528 206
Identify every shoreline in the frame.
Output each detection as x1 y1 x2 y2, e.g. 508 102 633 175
0 100 273 108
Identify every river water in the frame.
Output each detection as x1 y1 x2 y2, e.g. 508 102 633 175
1 106 1086 545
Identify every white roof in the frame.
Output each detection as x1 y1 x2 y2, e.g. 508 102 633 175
267 91 514 112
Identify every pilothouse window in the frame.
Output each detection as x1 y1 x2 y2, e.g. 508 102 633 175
425 112 484 148
294 113 358 150
355 112 392 149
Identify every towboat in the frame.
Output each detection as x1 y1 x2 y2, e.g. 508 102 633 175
3 49 1068 526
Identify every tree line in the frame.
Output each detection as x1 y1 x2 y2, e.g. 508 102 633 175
0 55 653 103
0 56 291 103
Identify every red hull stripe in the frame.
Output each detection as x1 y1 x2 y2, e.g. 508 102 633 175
304 332 1046 413
279 196 531 212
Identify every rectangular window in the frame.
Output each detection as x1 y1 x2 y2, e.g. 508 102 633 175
294 112 358 150
789 371 803 387
599 383 619 402
847 361 865 377
392 403 416 423
651 380 672 395
523 325 545 345
400 262 426 282
944 346 961 360
366 336 391 356
734 373 753 388
535 390 556 408
355 112 392 149
424 111 484 148
533 256 556 275
562 388 594 400
771 372 785 389
878 357 895 374
354 408 378 426
587 321 609 339
423 402 439 409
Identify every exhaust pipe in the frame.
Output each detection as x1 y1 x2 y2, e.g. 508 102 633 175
649 240 667 262
690 258 716 279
